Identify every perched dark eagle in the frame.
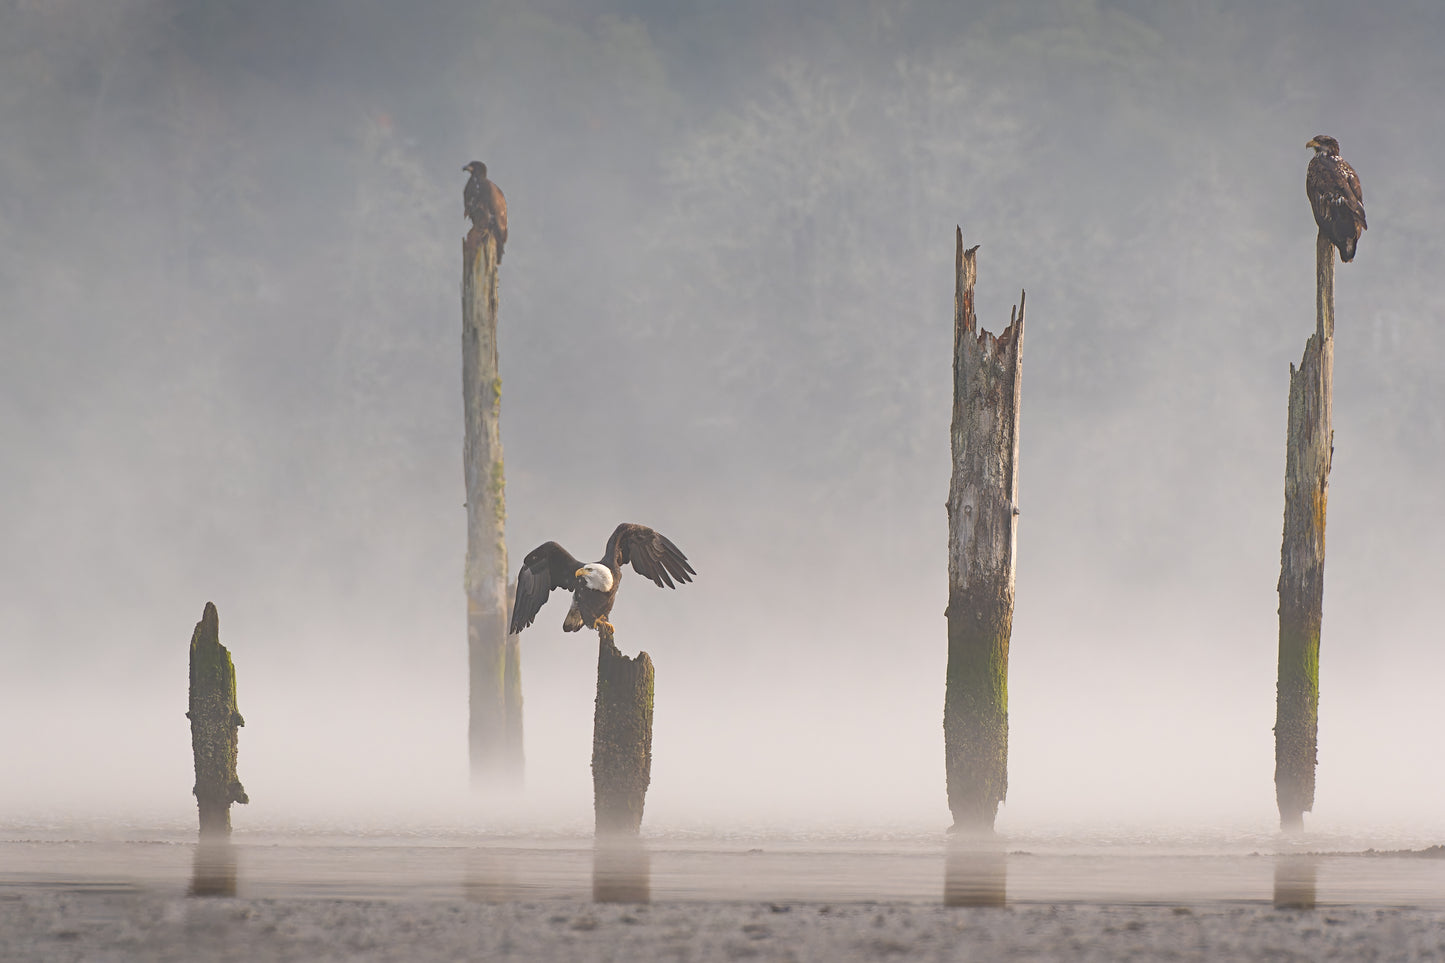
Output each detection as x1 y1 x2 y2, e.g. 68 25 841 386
509 523 695 636
463 160 508 261
1306 135 1366 262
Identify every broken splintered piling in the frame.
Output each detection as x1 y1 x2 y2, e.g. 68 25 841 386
592 623 654 835
944 231 1024 833
1274 232 1335 832
186 602 248 837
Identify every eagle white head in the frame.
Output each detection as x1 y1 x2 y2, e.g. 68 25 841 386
575 563 615 592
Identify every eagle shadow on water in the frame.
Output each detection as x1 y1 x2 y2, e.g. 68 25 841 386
509 523 695 637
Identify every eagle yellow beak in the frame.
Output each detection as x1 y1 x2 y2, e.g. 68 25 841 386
1305 138 1319 149
575 568 586 579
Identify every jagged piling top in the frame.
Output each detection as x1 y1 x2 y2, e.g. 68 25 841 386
954 228 1024 353
949 229 1025 594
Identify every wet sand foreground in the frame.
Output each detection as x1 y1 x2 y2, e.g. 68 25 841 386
7 891 1445 962
3 835 1444 961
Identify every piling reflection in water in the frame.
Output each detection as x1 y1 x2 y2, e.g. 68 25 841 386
593 837 651 904
943 839 1007 907
189 840 237 898
1273 854 1318 910
465 849 526 903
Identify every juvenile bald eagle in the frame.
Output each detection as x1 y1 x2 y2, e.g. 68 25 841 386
1306 136 1366 262
463 160 508 261
509 523 695 636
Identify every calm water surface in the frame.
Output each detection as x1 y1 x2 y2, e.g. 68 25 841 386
3 825 1442 908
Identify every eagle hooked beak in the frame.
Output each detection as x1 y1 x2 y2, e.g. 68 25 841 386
1305 138 1319 150
575 567 587 579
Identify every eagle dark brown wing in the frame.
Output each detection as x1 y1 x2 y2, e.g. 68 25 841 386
604 523 696 589
510 541 585 634
1307 148 1367 262
487 180 508 251
1343 160 1363 208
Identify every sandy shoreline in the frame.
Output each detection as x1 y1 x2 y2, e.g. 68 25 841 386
6 889 1445 962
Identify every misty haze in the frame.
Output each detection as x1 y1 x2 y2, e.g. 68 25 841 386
2 0 1444 958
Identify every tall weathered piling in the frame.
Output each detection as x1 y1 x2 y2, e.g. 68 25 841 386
463 226 523 784
944 230 1025 832
186 602 248 837
592 623 654 835
1274 232 1335 831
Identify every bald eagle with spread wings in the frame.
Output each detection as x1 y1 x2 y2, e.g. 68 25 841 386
463 160 508 261
509 523 695 636
1306 135 1366 262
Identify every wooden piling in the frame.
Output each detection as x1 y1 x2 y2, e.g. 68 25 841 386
944 230 1025 832
503 580 524 776
186 602 247 837
1274 232 1335 832
463 226 523 784
591 623 654 835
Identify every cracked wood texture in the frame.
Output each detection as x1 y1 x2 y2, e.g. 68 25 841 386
187 602 248 837
944 230 1024 832
463 228 523 785
592 624 654 835
1275 232 1335 831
